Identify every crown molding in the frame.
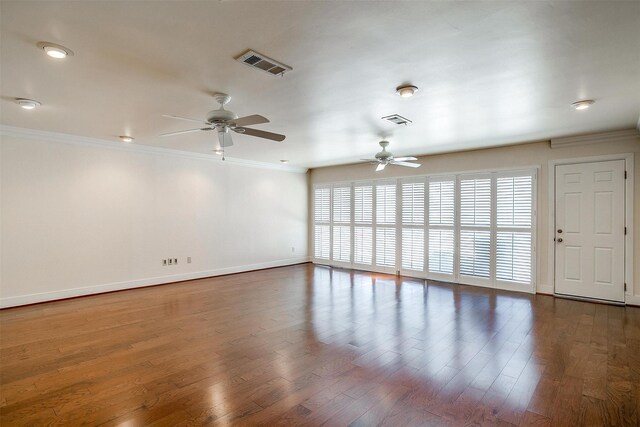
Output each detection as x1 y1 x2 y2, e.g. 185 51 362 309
0 125 308 174
550 128 639 148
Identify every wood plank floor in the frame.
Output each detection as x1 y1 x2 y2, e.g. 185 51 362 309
1 264 639 426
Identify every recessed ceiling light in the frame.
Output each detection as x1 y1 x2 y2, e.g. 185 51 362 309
571 99 594 110
280 160 289 163
395 85 418 98
37 42 74 59
119 136 134 143
16 98 41 110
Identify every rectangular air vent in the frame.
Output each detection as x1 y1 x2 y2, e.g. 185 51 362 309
235 50 292 76
382 114 412 125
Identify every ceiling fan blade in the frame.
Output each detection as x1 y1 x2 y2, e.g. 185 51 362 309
160 128 206 137
162 114 208 125
393 156 418 161
233 115 269 127
218 130 234 147
376 163 386 172
361 159 380 164
236 127 286 142
390 161 421 168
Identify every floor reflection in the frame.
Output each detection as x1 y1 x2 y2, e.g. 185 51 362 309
5 263 633 425
306 265 540 419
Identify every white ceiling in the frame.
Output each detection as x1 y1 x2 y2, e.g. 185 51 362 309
1 1 639 168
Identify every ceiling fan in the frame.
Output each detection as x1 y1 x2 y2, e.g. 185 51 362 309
161 93 286 148
362 140 421 171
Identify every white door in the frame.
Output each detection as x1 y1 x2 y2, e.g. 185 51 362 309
555 160 626 302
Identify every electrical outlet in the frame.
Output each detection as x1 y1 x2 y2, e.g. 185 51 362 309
168 258 173 265
291 246 295 253
162 259 167 266
173 258 178 265
187 257 191 264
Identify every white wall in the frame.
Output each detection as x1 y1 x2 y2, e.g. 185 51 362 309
0 131 308 307
309 132 640 304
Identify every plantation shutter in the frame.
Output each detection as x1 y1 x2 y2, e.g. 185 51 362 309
332 186 351 262
354 184 373 265
428 179 454 275
459 177 491 279
496 174 533 284
314 187 330 223
312 169 535 293
401 181 425 271
313 187 331 260
375 183 396 268
314 225 330 260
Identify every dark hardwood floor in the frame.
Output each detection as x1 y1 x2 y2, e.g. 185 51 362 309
1 263 639 426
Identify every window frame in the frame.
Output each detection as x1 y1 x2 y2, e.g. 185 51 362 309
353 182 374 268
457 172 494 288
330 184 353 268
312 185 331 262
426 175 457 282
399 177 427 278
494 169 537 293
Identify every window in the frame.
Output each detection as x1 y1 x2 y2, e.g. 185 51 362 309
313 187 330 259
312 168 535 293
428 179 454 275
459 177 491 281
375 183 396 268
401 181 425 272
495 174 533 284
332 186 351 263
354 184 373 265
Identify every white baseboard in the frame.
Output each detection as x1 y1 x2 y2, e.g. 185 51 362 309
625 294 640 306
536 285 639 305
0 256 310 309
536 283 554 295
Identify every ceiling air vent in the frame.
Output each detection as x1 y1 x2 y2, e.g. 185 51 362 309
235 50 292 76
381 114 412 126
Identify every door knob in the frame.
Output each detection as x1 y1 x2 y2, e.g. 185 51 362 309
557 229 563 233
557 238 563 243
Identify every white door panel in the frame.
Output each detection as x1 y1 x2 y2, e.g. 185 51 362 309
555 160 625 302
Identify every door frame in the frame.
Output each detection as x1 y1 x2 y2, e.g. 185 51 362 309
547 153 634 303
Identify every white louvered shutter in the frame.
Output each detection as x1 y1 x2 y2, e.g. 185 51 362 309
313 187 331 259
459 177 491 279
314 187 330 223
314 225 330 259
354 185 373 265
496 175 533 284
428 179 454 275
459 230 491 277
332 186 351 262
401 182 425 271
376 228 396 267
375 184 396 268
